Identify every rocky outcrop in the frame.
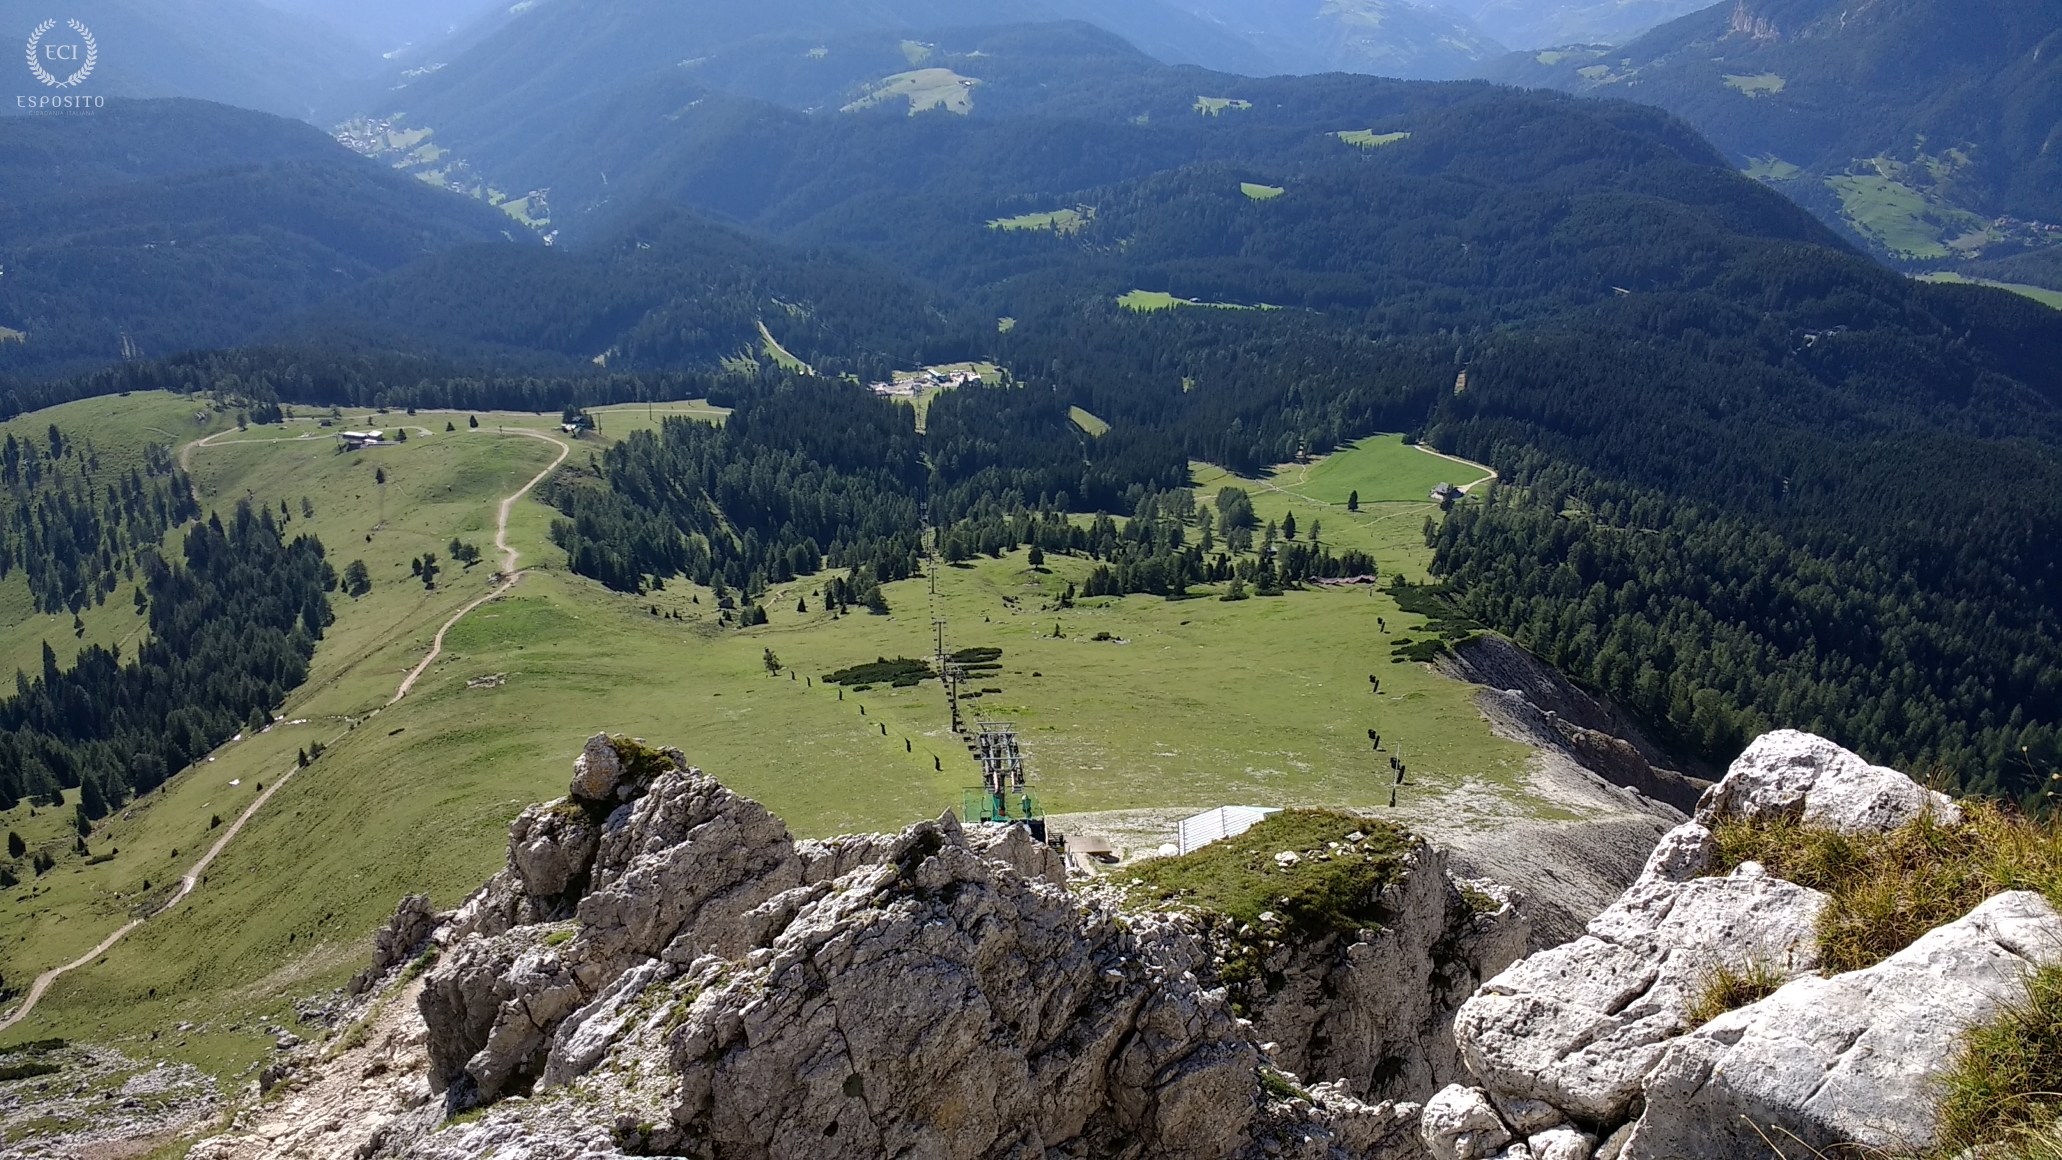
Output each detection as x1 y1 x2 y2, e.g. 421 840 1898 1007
1428 730 2053 1160
1631 890 2060 1159
1439 635 1711 808
201 733 1525 1160
419 737 805 1104
349 893 439 996
1453 863 1825 1123
1231 851 1528 1105
1700 728 1961 832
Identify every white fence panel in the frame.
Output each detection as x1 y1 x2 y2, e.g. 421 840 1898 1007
1177 806 1280 856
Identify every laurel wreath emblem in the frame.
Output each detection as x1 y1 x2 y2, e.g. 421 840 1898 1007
25 19 96 89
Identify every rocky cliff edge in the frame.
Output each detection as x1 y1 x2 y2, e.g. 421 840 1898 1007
194 733 1526 1160
1424 728 2055 1160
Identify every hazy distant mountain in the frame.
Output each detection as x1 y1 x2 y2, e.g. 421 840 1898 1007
1443 0 1711 49
0 0 376 120
1481 0 2062 280
250 0 503 55
0 100 521 380
376 0 1271 121
1162 0 1507 79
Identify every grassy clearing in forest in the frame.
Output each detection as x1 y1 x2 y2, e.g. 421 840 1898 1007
1117 290 1272 314
1068 406 1110 436
756 321 812 374
988 208 1089 235
1722 73 1785 97
1194 97 1252 116
1241 183 1285 201
1917 273 2062 311
842 68 978 116
1335 130 1409 149
1279 436 1492 505
1828 175 1985 261
0 403 1529 1085
1743 155 1803 181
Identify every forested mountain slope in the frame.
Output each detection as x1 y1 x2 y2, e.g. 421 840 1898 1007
1482 0 2062 279
279 209 965 378
251 0 501 55
0 101 527 382
1158 0 1508 79
0 0 376 121
1452 0 1711 48
366 0 1269 152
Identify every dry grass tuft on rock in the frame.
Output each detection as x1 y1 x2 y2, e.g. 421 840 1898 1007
1937 963 2062 1159
1124 809 1410 935
1684 959 1786 1027
1710 801 2062 974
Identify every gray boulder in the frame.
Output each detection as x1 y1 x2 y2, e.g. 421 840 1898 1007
1699 728 1961 832
1421 1085 1511 1160
1626 890 2062 1160
567 732 625 801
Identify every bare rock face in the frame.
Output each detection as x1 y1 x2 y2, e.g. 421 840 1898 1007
1627 890 2062 1160
1431 730 2047 1160
1421 1084 1511 1160
260 735 1527 1160
401 800 1452 1160
1240 849 1529 1105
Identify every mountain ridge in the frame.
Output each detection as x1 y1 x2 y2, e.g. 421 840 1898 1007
1479 0 2062 278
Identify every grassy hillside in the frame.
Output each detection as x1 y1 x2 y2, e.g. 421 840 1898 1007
0 396 1543 1082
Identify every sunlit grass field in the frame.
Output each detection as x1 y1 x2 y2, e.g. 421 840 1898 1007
0 400 1532 1086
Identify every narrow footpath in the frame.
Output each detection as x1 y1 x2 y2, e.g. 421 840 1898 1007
0 427 568 1033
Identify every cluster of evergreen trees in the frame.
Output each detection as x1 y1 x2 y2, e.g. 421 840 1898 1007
4 348 734 423
0 427 198 615
0 500 335 817
1429 454 2062 803
544 377 926 596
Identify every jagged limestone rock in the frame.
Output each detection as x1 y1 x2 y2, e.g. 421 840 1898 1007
233 736 1528 1160
349 893 439 995
1632 821 1714 885
1626 890 2062 1160
1698 728 1961 832
419 765 802 1102
568 732 625 801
